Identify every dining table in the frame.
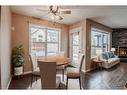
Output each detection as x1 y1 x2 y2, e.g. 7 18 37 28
37 55 71 66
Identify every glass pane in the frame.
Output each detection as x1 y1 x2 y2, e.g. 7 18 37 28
91 31 102 47
73 34 79 45
47 29 58 42
31 27 46 57
91 31 102 57
31 27 45 42
73 46 79 63
31 42 45 57
72 32 79 64
102 33 109 52
47 43 58 55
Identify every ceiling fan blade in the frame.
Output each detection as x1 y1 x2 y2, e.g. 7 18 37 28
59 16 63 20
60 10 71 14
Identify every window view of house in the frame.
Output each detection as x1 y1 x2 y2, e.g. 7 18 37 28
47 29 60 55
30 25 60 57
72 32 79 63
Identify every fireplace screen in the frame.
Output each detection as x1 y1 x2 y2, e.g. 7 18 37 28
118 47 127 58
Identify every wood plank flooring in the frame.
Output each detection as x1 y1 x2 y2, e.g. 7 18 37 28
9 63 127 89
81 62 127 89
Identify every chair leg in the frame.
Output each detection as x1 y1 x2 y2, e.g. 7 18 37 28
35 76 37 83
62 69 64 81
58 83 61 89
31 74 33 87
66 77 68 89
79 77 81 89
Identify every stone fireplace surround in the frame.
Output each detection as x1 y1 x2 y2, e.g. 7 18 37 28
112 28 127 62
118 47 127 58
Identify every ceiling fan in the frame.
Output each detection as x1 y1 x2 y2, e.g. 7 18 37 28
37 5 71 20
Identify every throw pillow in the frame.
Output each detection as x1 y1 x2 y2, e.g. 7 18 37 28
109 51 115 58
108 52 112 58
102 52 109 60
108 51 115 58
111 51 115 58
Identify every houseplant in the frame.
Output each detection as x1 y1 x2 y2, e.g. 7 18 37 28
12 45 25 76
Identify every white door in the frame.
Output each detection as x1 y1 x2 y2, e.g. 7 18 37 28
70 27 82 67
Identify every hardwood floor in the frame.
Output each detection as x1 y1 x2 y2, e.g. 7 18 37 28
81 62 127 89
9 75 32 89
9 63 127 89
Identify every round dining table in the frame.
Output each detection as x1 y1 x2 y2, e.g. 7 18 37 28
37 55 71 66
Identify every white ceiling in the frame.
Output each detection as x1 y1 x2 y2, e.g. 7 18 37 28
10 6 127 28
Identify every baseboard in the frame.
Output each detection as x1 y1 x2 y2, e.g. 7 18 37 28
6 77 12 89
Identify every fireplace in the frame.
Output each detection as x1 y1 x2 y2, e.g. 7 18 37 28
118 47 127 58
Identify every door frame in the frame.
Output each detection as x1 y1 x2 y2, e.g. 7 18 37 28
69 26 83 65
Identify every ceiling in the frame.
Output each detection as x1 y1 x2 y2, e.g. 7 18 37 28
11 6 127 28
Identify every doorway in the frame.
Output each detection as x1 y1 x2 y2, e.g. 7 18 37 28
70 27 82 67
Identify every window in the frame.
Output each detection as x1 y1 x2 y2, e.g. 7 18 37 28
91 28 110 57
72 32 79 64
47 29 59 55
30 25 60 57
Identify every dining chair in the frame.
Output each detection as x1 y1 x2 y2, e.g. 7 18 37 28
66 53 85 89
29 53 40 87
38 61 61 89
56 51 66 81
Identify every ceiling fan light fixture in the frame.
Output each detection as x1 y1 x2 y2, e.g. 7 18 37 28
50 5 59 15
37 5 71 21
50 13 55 20
49 12 62 20
55 15 60 19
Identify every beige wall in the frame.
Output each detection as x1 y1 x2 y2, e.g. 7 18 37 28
69 21 83 30
12 13 69 72
1 6 12 89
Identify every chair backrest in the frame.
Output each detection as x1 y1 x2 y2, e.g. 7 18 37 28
56 51 65 57
38 61 56 89
29 53 38 71
79 54 85 73
56 51 66 64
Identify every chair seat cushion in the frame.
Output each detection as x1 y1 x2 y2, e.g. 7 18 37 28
66 67 80 78
102 52 109 60
107 58 120 64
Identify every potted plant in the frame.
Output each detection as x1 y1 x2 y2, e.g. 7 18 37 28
12 45 25 76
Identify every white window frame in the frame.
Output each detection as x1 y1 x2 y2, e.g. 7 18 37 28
91 28 110 58
29 24 61 57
